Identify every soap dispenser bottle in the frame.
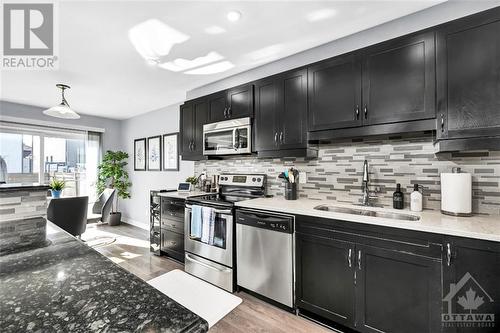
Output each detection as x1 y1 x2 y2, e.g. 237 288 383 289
393 183 404 209
410 184 423 212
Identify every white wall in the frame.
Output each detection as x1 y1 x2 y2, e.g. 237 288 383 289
186 0 500 99
119 103 194 228
0 101 122 152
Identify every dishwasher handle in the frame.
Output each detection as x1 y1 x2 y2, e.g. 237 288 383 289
236 210 294 234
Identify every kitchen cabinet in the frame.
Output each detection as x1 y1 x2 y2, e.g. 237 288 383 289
254 68 308 156
308 31 436 140
442 237 500 333
180 98 208 161
362 31 436 125
296 215 443 333
296 233 355 328
436 8 500 142
356 244 441 333
207 84 254 123
160 197 186 262
308 54 362 131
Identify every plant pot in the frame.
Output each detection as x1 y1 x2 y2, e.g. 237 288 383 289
50 190 62 198
108 212 121 226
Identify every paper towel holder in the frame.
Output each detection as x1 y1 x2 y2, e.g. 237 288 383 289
441 167 473 217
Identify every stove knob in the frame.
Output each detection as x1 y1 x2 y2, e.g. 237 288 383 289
252 177 256 182
257 177 262 182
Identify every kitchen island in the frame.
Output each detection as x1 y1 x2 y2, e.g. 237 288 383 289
0 221 208 333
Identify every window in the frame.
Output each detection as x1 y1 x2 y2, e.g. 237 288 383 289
0 122 102 202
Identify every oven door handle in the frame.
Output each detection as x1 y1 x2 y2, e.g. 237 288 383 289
185 253 232 273
185 204 232 215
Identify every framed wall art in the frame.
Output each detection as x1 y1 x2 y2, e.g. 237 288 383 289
134 138 146 171
147 135 162 171
162 132 179 171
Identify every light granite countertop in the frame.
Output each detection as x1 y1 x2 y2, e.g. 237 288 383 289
157 190 211 200
235 197 500 242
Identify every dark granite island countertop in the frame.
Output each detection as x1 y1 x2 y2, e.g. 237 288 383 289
0 222 209 333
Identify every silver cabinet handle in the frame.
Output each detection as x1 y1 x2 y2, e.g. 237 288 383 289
279 131 283 144
223 107 228 118
185 253 232 273
446 243 452 266
364 105 368 120
357 250 362 270
355 105 360 120
348 248 352 268
441 114 445 133
227 107 231 118
274 132 278 145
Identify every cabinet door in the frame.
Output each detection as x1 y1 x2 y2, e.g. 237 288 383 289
296 233 355 328
180 103 194 156
362 32 436 126
227 84 254 119
436 9 500 140
308 54 362 131
208 92 227 123
356 244 442 333
442 238 500 333
279 68 308 150
254 78 279 152
192 99 208 156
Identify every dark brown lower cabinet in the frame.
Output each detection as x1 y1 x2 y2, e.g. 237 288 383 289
296 233 355 328
356 244 442 333
160 197 185 262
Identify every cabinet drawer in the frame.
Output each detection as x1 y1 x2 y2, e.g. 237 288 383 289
161 230 184 255
161 198 185 220
161 218 184 233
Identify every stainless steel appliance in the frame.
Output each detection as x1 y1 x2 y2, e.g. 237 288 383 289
184 174 266 292
203 117 251 155
236 209 295 308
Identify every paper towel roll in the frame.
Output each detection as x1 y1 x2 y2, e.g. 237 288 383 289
441 172 472 216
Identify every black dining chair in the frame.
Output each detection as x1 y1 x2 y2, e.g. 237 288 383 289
47 196 89 238
87 188 116 224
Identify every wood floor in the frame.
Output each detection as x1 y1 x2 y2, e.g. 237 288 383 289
83 223 333 333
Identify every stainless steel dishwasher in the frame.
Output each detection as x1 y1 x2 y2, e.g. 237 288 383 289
236 209 294 308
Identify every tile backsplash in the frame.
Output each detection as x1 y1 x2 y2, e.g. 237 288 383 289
195 134 500 215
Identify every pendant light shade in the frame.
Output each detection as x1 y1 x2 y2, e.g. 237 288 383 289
43 84 80 119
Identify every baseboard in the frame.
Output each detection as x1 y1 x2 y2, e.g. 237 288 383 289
121 217 148 230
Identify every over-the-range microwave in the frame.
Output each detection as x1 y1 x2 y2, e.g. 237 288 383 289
203 117 251 156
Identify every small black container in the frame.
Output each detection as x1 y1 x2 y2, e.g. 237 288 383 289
284 183 297 200
393 183 404 209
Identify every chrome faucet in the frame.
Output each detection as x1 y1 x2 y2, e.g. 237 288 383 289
361 160 372 206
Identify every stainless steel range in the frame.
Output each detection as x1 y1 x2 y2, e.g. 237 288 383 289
184 174 266 292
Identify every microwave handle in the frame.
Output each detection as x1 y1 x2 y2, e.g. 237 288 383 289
233 128 240 149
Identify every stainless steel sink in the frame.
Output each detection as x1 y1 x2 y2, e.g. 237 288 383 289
314 205 420 221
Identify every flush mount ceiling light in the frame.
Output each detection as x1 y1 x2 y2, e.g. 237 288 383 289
128 19 190 62
204 25 226 35
43 84 80 119
227 10 242 22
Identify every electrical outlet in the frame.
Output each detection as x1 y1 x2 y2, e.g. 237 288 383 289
299 171 307 184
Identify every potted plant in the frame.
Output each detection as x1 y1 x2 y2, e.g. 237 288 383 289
49 178 65 198
97 150 132 226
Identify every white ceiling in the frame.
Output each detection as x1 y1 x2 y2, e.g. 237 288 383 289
0 1 445 120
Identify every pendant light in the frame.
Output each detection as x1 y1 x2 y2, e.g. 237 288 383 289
43 84 80 119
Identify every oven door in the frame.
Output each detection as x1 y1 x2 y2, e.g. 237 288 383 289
184 205 233 267
203 125 251 155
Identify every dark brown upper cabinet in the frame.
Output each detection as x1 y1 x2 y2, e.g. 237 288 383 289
308 54 362 131
255 68 308 156
207 83 254 123
180 98 208 161
362 31 436 126
436 8 500 141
